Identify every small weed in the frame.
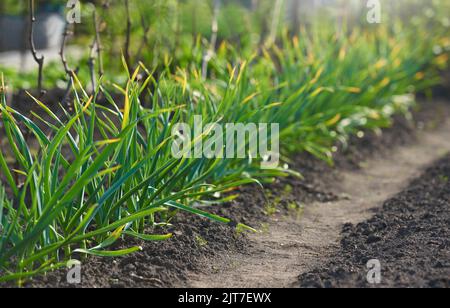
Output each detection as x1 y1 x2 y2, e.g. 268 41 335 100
195 236 208 247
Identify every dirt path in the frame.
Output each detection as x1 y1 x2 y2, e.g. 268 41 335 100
299 154 450 288
187 119 450 288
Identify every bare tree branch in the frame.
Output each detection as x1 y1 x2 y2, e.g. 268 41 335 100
94 11 104 77
124 0 132 73
88 10 103 91
135 12 151 63
60 23 72 75
28 0 45 96
59 20 76 107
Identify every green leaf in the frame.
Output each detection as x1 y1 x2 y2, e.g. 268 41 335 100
74 246 142 257
124 231 173 242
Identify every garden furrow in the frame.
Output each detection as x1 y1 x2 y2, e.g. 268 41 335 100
187 118 450 288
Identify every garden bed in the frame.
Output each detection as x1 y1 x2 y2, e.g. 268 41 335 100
8 100 449 288
1 0 449 289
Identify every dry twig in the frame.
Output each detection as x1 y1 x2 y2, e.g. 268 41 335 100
28 0 45 96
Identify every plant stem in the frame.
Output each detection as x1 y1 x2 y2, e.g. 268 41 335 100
124 0 132 74
89 10 103 91
28 0 45 96
60 20 74 107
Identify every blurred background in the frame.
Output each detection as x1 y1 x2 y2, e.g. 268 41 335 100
0 0 449 89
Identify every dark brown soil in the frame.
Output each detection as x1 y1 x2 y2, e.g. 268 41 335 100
3 100 450 288
11 89 69 113
298 155 450 288
9 88 123 114
24 216 248 288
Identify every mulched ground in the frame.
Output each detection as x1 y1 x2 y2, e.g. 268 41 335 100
298 155 450 288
